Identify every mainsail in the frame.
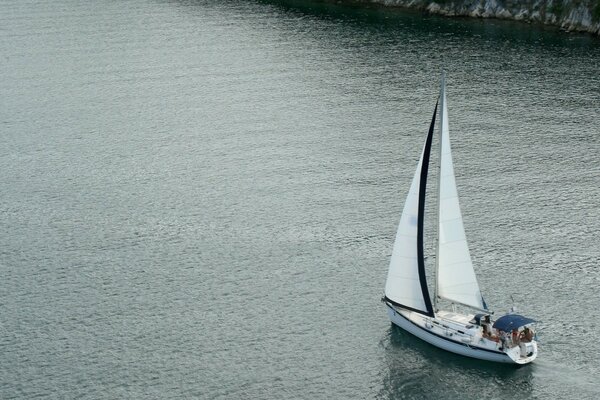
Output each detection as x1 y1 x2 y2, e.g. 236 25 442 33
384 103 437 317
436 81 487 311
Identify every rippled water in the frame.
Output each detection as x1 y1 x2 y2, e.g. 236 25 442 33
1 0 599 398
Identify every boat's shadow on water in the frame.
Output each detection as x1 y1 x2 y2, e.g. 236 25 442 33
378 324 535 399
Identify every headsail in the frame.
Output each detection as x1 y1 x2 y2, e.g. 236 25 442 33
385 103 437 317
436 79 487 311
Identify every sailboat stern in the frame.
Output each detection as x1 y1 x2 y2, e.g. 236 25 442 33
493 314 538 364
503 340 538 364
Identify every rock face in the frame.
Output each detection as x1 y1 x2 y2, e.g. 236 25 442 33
371 0 600 35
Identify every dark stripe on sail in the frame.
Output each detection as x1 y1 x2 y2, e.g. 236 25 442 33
416 100 438 318
384 296 433 316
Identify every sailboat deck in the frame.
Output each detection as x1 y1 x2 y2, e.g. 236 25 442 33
436 310 476 326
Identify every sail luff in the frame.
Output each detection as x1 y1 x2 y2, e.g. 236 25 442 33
416 101 437 317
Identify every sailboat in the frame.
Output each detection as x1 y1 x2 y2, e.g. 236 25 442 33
383 73 538 364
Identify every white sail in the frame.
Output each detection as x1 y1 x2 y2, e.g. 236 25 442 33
436 85 486 311
383 74 538 365
385 143 430 314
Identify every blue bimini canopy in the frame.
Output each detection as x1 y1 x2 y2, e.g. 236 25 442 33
493 314 536 332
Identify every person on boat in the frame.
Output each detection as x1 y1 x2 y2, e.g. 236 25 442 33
482 321 492 338
512 329 519 346
521 327 534 342
499 330 509 350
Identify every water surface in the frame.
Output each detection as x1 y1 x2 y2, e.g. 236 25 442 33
1 0 599 398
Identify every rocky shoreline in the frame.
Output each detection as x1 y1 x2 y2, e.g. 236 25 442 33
366 0 600 36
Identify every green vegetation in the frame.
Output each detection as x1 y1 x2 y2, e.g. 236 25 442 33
593 1 600 22
549 0 564 16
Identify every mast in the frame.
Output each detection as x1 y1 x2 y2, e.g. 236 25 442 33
433 71 445 313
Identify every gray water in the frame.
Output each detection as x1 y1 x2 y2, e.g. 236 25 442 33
1 0 599 398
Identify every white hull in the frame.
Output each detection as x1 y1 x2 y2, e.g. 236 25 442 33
386 304 537 365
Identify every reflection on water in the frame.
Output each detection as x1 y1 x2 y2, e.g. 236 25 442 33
379 325 534 399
